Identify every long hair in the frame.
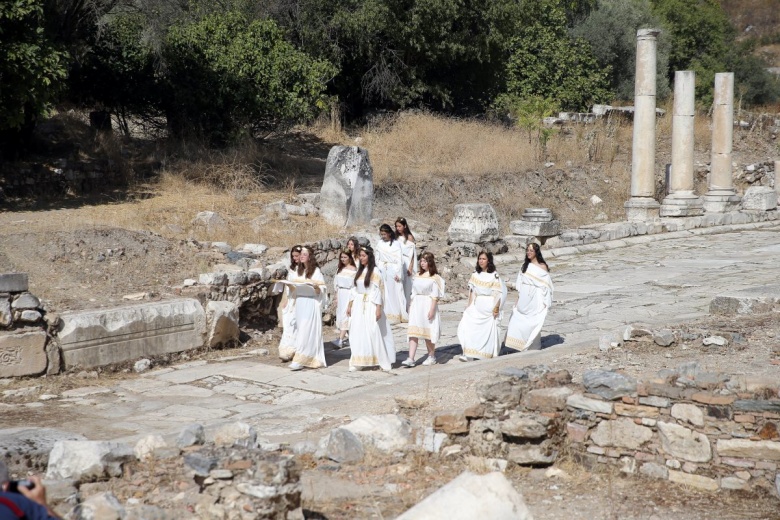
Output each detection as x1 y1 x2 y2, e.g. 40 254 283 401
522 243 549 273
296 246 319 279
395 217 414 241
289 245 302 270
475 250 496 274
379 223 395 245
346 236 360 262
418 251 439 276
354 246 377 288
337 249 356 273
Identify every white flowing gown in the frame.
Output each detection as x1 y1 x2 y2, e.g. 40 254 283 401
278 268 327 368
505 263 553 351
348 270 396 370
334 268 356 332
457 271 505 359
407 274 444 344
399 237 416 309
376 239 407 324
278 269 297 359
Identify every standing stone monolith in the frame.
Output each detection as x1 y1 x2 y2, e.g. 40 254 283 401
703 73 741 212
660 70 703 217
319 146 373 227
625 29 662 221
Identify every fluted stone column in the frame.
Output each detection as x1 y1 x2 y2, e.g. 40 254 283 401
703 73 741 212
660 70 703 217
625 29 661 221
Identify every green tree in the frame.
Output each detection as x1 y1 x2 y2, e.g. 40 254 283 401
0 0 67 154
504 0 611 111
572 0 671 101
162 12 336 143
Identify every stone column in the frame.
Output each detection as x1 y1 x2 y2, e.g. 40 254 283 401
703 73 741 212
625 29 661 221
660 70 703 216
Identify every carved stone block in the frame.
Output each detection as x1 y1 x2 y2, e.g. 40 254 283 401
0 330 48 377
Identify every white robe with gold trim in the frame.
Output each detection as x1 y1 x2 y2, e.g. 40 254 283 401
505 263 553 351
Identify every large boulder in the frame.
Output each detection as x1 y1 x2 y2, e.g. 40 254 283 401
205 301 239 348
341 414 412 453
0 427 87 474
46 441 135 481
319 146 373 227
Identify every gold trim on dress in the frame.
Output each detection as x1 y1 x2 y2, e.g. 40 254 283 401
350 355 380 366
292 351 326 368
505 336 527 349
463 347 493 359
408 325 432 340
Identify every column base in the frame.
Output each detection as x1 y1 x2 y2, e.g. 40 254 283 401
624 197 660 221
660 192 704 217
702 192 741 213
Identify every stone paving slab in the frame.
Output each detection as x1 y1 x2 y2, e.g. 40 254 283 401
152 360 258 384
271 371 370 395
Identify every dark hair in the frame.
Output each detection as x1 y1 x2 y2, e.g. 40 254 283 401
394 217 414 242
418 251 439 276
354 246 376 288
475 250 496 273
296 246 319 279
289 245 302 270
337 249 356 273
521 243 549 273
379 223 395 245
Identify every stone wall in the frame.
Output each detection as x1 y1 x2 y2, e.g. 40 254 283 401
0 273 59 377
434 364 780 497
0 158 125 199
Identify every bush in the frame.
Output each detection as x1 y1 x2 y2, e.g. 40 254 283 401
162 12 336 144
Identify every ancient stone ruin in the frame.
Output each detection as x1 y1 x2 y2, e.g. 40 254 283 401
319 145 374 227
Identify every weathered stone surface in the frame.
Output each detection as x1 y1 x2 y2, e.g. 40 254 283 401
447 203 499 243
668 470 719 491
12 293 40 310
0 427 87 474
709 284 780 315
583 370 637 400
522 386 573 411
509 220 561 237
325 428 364 464
720 477 748 490
18 310 42 323
191 211 227 234
639 396 670 408
214 422 256 448
134 435 167 460
567 393 613 414
184 452 218 476
742 186 778 210
342 414 412 453
640 462 669 480
434 414 469 434
205 301 239 348
176 424 205 448
501 412 549 439
733 400 780 413
590 418 652 449
716 439 780 460
319 146 373 227
615 403 659 418
58 299 207 369
76 492 126 520
469 419 505 457
653 329 675 347
702 335 728 347
0 330 48 377
0 297 11 327
657 422 711 462
477 380 524 410
507 444 557 466
0 273 28 293
46 441 135 481
671 403 704 426
396 471 532 520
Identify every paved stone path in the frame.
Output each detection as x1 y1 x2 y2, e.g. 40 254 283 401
12 222 780 444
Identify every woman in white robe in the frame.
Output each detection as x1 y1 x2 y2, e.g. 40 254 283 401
395 218 417 311
457 251 506 361
375 224 407 324
505 243 553 352
333 250 357 348
402 252 444 367
347 246 396 371
278 246 328 370
278 245 302 360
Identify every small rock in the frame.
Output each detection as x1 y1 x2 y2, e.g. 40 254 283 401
590 195 603 205
176 424 205 448
134 435 167 460
133 359 151 373
703 336 728 347
653 329 675 347
12 293 41 310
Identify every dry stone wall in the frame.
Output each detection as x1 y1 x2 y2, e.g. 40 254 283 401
434 364 780 497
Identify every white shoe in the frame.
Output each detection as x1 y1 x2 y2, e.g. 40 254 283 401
422 356 437 366
289 362 303 371
349 366 358 372
458 355 470 362
401 358 415 368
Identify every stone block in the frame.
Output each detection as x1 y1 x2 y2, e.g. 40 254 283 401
319 146 373 227
671 403 704 426
0 330 48 377
0 273 28 293
447 203 499 243
501 412 549 439
717 439 780 461
710 284 780 315
521 208 553 222
590 418 652 449
721 477 748 490
657 422 712 462
507 444 557 466
205 301 239 348
0 427 87 474
522 387 573 411
639 396 670 408
12 293 40 310
434 414 469 435
566 394 613 414
741 186 777 211
58 299 207 369
342 414 412 453
583 370 637 400
615 403 659 418
395 471 532 520
668 470 718 491
0 297 11 327
566 422 589 443
46 441 135 481
509 220 561 237
640 462 669 480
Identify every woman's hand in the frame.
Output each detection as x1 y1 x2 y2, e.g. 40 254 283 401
427 309 435 321
346 305 352 318
493 307 499 318
407 268 413 276
376 306 382 321
394 275 401 282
